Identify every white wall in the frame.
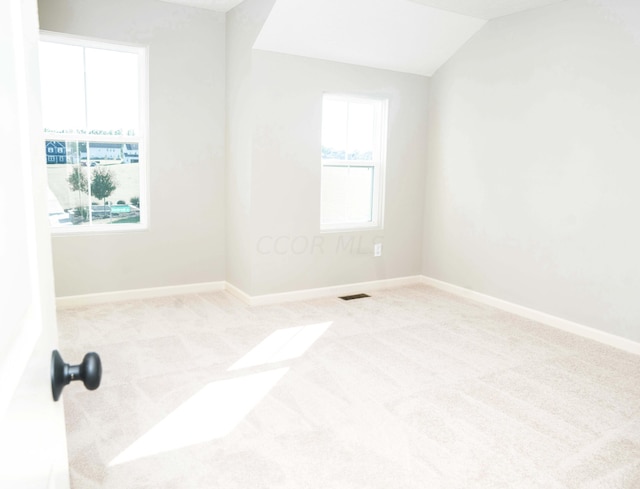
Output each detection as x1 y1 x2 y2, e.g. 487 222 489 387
226 0 276 293
423 0 640 342
40 0 428 299
247 51 429 296
38 0 226 297
225 1 429 297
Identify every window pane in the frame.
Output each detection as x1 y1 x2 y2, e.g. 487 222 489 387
347 101 375 161
346 166 374 221
85 48 139 135
39 42 86 133
46 141 141 228
321 165 373 225
46 147 88 227
321 98 347 160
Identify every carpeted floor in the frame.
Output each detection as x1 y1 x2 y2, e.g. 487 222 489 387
57 285 640 488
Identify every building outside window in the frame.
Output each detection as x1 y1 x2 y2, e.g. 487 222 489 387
39 34 147 230
320 94 388 231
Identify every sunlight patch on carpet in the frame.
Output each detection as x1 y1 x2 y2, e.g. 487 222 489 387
229 322 332 371
109 367 289 466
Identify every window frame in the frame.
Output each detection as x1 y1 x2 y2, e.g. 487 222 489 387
320 93 388 233
39 31 149 234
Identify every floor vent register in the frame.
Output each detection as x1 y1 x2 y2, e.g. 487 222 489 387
338 293 371 301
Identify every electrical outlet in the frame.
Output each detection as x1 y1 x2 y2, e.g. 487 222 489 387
374 243 382 257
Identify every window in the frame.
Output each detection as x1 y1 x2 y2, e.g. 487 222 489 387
320 94 388 231
39 34 147 231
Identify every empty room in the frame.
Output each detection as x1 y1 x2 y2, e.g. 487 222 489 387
2 0 640 487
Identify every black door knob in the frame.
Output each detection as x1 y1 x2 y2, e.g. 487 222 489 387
51 350 102 402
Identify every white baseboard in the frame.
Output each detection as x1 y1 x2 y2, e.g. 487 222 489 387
55 275 639 355
55 277 422 309
55 281 226 309
420 276 640 355
224 282 252 305
232 276 423 307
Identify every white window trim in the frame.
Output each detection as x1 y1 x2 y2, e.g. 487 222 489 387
40 31 149 235
320 93 388 233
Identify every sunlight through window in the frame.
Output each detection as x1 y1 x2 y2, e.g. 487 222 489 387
109 368 289 466
228 322 332 371
109 322 332 466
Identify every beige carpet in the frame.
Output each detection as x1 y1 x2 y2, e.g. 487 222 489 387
57 284 640 488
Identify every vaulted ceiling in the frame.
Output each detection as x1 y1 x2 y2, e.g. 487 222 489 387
406 0 569 19
158 0 245 11
160 0 569 76
254 0 484 76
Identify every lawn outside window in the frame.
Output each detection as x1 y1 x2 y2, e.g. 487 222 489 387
39 32 148 233
320 94 388 232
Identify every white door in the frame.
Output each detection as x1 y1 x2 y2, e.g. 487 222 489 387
0 0 70 487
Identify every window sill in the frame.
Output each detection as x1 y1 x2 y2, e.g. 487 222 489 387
320 222 383 234
51 223 147 236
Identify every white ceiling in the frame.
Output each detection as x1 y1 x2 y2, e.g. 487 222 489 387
159 0 569 76
254 0 486 77
158 0 244 12
408 0 568 20
160 0 568 16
